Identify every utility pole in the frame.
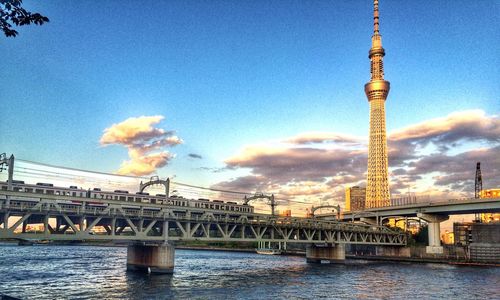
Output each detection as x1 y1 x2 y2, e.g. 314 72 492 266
0 153 14 209
0 153 15 190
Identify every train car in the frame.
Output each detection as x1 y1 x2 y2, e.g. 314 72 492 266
0 180 255 214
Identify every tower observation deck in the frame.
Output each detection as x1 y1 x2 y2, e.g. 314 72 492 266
365 0 390 208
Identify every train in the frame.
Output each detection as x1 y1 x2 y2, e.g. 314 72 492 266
0 180 254 214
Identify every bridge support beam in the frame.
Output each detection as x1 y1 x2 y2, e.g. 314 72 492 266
126 243 175 274
306 244 345 263
417 213 449 254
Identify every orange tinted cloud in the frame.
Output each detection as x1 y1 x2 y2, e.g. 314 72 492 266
285 131 365 145
116 151 174 176
100 116 169 145
100 115 182 176
389 110 499 142
213 110 499 209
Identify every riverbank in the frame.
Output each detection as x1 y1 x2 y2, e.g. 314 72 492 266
345 254 500 267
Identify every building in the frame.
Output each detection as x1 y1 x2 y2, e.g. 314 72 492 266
441 230 454 245
345 186 366 212
453 222 500 246
278 209 292 217
480 189 500 223
454 222 473 246
365 0 391 208
453 222 500 263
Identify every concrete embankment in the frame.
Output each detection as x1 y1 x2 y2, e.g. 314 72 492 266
345 254 500 267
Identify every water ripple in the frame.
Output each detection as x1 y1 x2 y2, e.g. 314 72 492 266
0 245 498 299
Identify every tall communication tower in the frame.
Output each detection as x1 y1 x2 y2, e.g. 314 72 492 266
365 0 391 208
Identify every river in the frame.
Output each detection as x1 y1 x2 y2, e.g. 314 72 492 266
0 245 498 299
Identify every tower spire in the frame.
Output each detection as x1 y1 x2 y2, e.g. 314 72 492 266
365 0 391 208
374 0 380 35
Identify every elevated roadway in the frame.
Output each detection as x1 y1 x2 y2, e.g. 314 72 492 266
317 197 500 221
317 196 500 255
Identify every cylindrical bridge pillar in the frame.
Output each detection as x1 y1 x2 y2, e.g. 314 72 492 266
126 243 175 274
306 244 345 263
417 213 449 254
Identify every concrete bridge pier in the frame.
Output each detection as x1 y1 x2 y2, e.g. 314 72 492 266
126 243 175 274
306 244 345 263
417 213 449 254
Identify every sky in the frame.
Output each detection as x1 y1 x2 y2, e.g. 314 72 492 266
1 1 499 217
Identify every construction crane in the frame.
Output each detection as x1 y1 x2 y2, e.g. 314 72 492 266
243 193 277 216
475 162 482 221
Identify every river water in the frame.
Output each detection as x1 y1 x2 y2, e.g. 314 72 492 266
0 245 498 299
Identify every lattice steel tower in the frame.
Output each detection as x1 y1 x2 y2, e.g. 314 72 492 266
365 0 390 208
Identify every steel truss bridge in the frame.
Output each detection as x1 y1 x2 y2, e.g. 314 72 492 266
0 191 406 246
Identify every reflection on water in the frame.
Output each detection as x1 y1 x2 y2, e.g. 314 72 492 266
0 245 498 299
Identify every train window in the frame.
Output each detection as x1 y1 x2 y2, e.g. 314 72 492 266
25 188 33 193
72 192 76 197
14 187 23 192
1 186 7 190
120 196 126 201
46 190 54 195
127 197 134 202
35 189 44 194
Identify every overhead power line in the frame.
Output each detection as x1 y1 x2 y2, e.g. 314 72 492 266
9 158 318 206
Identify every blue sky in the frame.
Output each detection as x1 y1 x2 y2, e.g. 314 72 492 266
1 1 499 211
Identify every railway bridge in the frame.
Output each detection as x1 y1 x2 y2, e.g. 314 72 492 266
0 190 407 273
